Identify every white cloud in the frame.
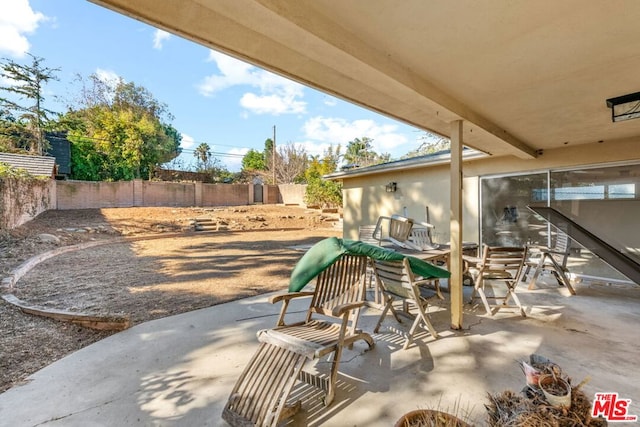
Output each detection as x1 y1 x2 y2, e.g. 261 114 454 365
225 147 249 172
294 140 333 157
323 97 338 107
0 0 47 58
198 49 307 115
153 29 170 50
240 90 306 115
180 133 195 149
95 68 121 86
302 116 408 154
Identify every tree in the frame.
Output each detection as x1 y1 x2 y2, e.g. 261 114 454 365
194 143 212 170
403 132 450 158
0 110 34 153
343 137 389 167
58 74 181 180
241 148 265 171
273 143 308 184
304 144 343 207
0 54 60 154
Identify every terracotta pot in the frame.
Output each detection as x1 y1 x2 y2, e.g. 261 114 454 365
394 409 471 427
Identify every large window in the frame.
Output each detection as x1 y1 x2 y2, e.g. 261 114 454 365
481 163 640 282
550 164 640 265
480 172 548 247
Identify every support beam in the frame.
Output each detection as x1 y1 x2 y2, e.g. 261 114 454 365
449 120 464 330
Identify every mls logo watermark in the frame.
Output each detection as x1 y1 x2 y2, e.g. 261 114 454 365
591 392 638 422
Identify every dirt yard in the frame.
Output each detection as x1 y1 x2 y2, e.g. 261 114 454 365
0 205 342 393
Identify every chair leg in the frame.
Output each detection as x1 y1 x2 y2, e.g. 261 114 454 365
477 286 493 315
505 285 526 317
548 260 577 295
528 264 544 290
325 345 343 406
374 296 396 333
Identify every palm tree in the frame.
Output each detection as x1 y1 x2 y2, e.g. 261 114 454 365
194 143 211 170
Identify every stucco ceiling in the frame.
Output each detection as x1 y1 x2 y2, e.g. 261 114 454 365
89 0 640 160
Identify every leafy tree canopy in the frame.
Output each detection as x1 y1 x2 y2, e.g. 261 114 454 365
241 148 265 171
57 74 182 181
403 132 450 158
343 137 389 168
304 144 343 208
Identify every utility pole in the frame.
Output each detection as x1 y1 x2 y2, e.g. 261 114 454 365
272 125 276 185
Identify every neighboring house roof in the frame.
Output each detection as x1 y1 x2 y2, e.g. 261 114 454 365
0 153 56 178
326 149 486 180
46 132 71 175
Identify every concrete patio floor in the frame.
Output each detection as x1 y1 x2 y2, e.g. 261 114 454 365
1 277 638 426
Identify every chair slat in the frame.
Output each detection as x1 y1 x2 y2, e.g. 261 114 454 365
467 246 527 316
224 253 375 426
373 258 442 349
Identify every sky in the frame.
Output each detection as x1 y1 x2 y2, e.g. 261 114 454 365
0 0 428 172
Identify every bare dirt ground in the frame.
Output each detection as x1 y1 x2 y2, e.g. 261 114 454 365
0 205 341 393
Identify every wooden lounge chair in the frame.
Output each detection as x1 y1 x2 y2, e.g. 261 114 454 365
222 254 374 426
372 258 443 349
465 246 528 317
522 231 576 295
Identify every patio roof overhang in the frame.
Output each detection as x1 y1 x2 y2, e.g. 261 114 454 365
88 0 640 329
88 0 640 162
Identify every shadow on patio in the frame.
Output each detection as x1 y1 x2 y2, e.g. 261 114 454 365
0 278 638 426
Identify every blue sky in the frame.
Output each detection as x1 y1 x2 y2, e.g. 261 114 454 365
1 0 426 171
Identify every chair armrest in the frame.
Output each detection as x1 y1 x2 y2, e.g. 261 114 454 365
413 220 435 229
268 291 314 304
331 301 366 317
545 249 570 256
462 255 482 266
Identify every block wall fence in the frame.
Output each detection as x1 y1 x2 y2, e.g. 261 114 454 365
1 179 307 229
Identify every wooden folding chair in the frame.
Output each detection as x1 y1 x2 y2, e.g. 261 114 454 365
223 254 374 426
366 214 415 249
407 225 438 250
522 231 576 295
372 258 443 349
466 246 528 317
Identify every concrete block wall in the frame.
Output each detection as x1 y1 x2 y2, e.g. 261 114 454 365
51 180 307 211
278 183 307 205
201 183 249 206
56 181 133 209
142 181 195 207
2 179 310 228
0 178 55 229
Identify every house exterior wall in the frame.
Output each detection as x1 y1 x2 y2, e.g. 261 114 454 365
341 138 640 247
342 165 478 244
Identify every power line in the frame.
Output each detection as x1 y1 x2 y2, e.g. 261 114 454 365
46 133 250 158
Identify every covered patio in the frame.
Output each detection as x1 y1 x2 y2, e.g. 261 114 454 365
88 0 640 330
0 279 638 425
26 0 638 424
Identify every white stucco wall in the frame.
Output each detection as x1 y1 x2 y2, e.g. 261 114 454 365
340 138 640 247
